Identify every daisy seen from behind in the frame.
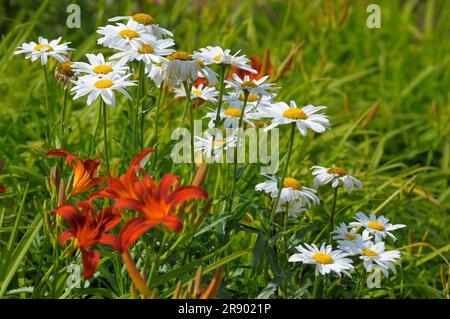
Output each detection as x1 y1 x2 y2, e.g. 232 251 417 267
163 51 201 86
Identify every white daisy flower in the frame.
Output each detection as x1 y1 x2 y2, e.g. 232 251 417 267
255 175 320 208
109 38 175 65
254 101 330 135
349 212 406 242
351 240 401 278
145 62 164 87
194 132 237 162
288 243 353 277
174 84 218 103
311 165 363 192
108 13 173 38
15 36 73 66
97 19 156 51
224 93 273 112
204 106 255 130
193 46 256 73
277 200 306 219
162 51 201 86
71 73 136 108
72 53 128 77
332 222 371 253
226 74 276 98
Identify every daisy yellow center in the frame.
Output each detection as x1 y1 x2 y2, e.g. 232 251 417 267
363 248 379 257
57 62 73 76
283 177 302 190
138 44 154 54
213 139 227 147
213 55 222 62
119 29 140 39
192 88 202 96
368 221 385 231
283 108 307 120
327 166 347 176
224 108 241 118
241 81 257 89
94 79 114 89
167 51 192 61
132 13 156 25
34 44 53 52
93 65 113 74
312 252 333 264
345 233 356 240
239 92 259 102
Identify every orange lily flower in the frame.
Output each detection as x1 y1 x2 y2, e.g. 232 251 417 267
45 149 103 197
53 201 121 279
90 148 208 252
229 48 274 81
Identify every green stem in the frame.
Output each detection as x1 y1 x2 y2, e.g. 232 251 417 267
182 82 195 176
311 275 320 299
210 65 227 159
269 122 296 230
102 100 110 176
91 103 102 156
214 65 227 127
42 65 53 146
228 91 249 212
330 187 338 234
60 87 69 148
152 82 164 168
139 61 146 150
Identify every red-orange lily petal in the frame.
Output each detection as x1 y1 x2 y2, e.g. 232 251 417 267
45 149 77 164
81 248 99 279
116 217 155 253
228 49 274 81
0 186 6 193
91 149 207 252
52 201 121 279
46 149 103 197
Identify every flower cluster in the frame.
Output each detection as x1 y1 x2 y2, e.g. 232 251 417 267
289 212 405 278
255 165 362 218
47 148 207 279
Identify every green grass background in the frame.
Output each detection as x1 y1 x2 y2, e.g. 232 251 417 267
0 0 449 298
